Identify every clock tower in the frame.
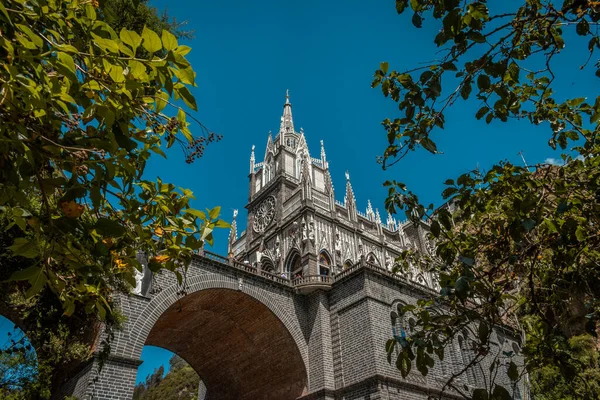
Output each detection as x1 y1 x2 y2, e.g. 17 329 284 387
228 92 436 288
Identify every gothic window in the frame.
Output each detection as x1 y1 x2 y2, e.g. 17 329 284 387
261 258 275 273
252 196 276 233
296 157 302 179
318 251 332 276
286 251 302 278
343 260 353 270
366 252 379 266
264 155 274 184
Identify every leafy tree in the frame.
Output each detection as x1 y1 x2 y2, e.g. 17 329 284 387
0 0 226 396
100 0 194 41
0 332 37 396
374 0 600 399
133 355 200 400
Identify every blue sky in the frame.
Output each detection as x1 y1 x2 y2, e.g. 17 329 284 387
134 0 597 383
2 0 598 388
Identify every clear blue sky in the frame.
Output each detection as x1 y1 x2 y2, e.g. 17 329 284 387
135 0 597 383
2 0 598 388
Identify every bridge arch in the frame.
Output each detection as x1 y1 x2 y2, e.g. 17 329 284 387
125 274 308 400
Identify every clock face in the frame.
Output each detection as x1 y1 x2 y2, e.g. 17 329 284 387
253 196 276 233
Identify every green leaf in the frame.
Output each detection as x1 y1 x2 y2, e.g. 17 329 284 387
176 86 197 111
8 238 39 259
94 218 126 237
475 106 489 120
380 61 389 74
109 64 125 83
91 33 120 54
412 13 422 28
142 26 162 54
185 209 207 220
478 322 489 343
477 74 490 91
161 30 178 51
473 388 489 400
6 265 41 282
155 90 169 113
576 19 589 36
25 268 47 299
0 2 11 23
175 67 195 86
208 206 221 220
120 28 142 53
430 220 441 238
507 361 518 381
492 385 512 400
455 276 469 299
16 24 43 48
460 80 472 100
420 137 437 153
575 226 586 242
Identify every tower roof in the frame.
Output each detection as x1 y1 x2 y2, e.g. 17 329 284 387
279 90 295 136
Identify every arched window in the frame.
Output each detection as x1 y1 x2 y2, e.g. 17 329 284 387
286 251 303 278
343 259 353 270
318 251 332 276
366 252 379 266
264 154 274 184
261 258 275 273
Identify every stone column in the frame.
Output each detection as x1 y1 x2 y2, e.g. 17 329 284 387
306 290 335 393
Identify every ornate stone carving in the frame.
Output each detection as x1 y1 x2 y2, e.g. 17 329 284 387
253 196 276 233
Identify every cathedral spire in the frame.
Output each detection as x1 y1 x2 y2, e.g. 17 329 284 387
279 90 295 137
366 200 375 221
228 209 238 257
320 140 327 167
344 171 357 221
386 212 397 231
249 145 255 174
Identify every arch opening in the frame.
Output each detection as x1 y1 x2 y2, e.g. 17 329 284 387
285 250 303 278
0 315 38 396
143 288 307 400
318 251 332 276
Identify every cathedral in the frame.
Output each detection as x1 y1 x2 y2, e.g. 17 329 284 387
228 92 438 290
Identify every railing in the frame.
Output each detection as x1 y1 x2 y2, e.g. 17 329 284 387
334 200 345 208
259 270 291 286
292 274 333 286
194 252 432 294
204 250 229 264
231 259 257 274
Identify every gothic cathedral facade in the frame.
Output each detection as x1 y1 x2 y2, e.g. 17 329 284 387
228 92 438 291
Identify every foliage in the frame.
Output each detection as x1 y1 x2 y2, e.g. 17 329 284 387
530 334 600 400
100 0 194 41
0 332 37 397
0 0 226 396
374 1 600 399
133 355 200 400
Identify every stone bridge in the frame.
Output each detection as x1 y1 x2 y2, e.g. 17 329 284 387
59 251 521 400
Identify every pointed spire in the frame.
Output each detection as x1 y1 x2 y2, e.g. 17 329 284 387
228 209 238 257
386 212 397 231
366 200 375 221
375 208 382 225
249 145 255 174
279 90 295 136
265 132 274 157
344 171 357 221
320 140 327 167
